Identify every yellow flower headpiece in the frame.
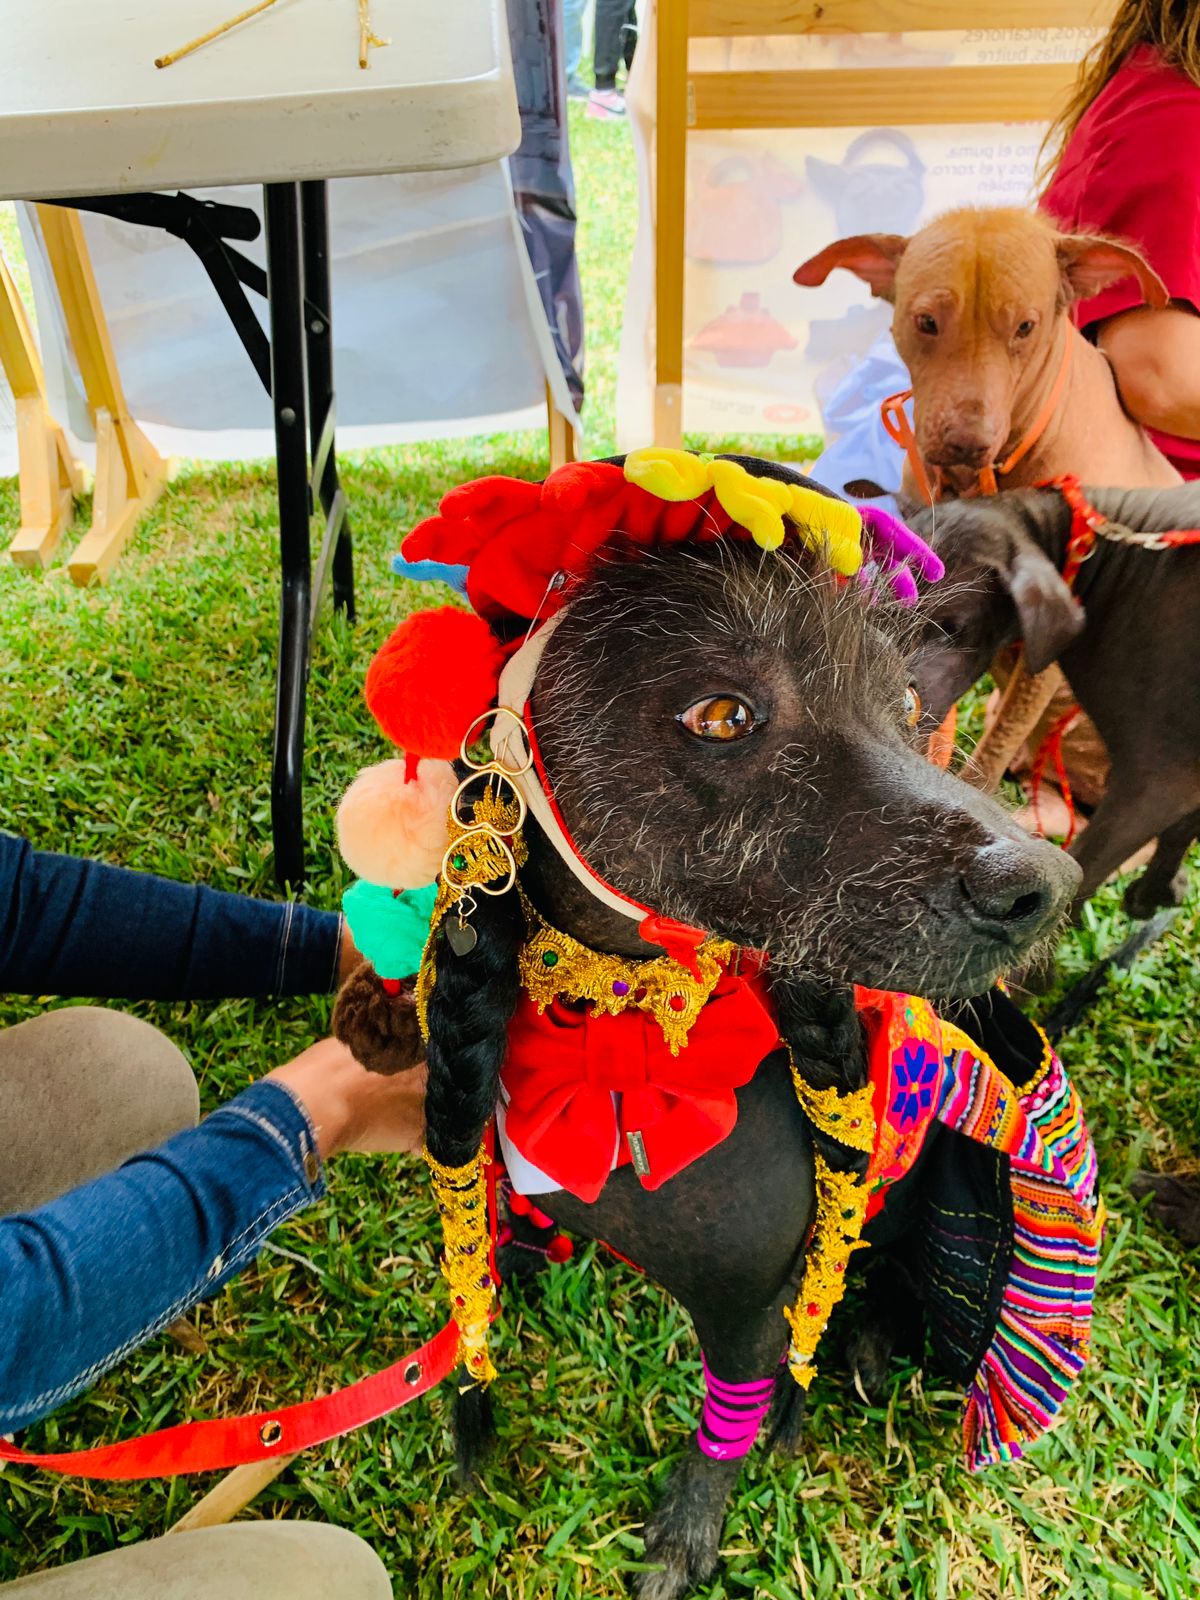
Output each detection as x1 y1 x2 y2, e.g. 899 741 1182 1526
623 446 864 576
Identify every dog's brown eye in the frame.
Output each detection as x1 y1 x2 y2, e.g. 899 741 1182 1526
1015 319 1036 339
903 684 922 727
914 312 939 336
677 695 758 742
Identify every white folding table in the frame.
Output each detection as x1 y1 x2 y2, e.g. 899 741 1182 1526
0 0 520 888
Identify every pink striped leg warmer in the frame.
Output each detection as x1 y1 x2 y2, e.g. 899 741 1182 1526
695 1355 777 1462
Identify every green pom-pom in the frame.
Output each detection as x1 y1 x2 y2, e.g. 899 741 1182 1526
342 879 437 982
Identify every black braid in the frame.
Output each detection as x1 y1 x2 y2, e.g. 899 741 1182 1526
770 973 870 1181
423 888 524 1169
422 883 523 1484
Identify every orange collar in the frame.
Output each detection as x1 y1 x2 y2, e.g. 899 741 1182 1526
881 330 1074 504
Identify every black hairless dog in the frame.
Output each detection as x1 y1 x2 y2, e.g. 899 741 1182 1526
339 488 1088 1596
909 483 1200 921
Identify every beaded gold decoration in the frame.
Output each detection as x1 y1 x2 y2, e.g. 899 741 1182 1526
783 1154 872 1388
424 1147 496 1386
517 889 737 1056
787 1066 876 1154
418 715 532 1391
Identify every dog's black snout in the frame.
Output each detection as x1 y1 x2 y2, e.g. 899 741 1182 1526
958 841 1054 938
937 436 992 469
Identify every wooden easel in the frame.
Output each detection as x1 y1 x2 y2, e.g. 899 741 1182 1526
30 206 168 584
0 247 83 568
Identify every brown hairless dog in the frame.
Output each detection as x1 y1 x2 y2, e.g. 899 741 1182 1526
794 206 1181 503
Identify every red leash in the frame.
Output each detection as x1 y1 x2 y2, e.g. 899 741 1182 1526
1 1133 510 1481
0 1321 460 1481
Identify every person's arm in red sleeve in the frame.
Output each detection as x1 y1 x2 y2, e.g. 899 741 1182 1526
1042 59 1200 441
1097 306 1200 440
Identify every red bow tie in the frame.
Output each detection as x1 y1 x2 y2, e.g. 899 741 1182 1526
500 972 781 1202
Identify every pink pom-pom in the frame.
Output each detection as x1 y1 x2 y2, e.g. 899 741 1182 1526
336 758 456 889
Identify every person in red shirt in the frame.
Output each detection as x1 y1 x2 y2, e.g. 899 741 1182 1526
1040 3 1200 1247
1039 3 1200 478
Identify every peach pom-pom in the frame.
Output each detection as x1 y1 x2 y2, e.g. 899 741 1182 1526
365 606 505 760
336 758 457 889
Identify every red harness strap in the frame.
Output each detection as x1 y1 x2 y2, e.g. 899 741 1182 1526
0 1320 460 1481
1023 473 1200 842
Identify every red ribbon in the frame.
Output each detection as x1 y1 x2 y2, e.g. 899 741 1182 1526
500 976 781 1202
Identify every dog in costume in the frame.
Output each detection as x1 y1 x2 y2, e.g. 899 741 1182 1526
334 452 1101 1600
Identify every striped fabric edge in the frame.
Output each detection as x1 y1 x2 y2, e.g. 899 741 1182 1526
936 1019 1103 1472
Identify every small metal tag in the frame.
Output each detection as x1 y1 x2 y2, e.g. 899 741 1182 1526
445 918 478 956
626 1130 651 1181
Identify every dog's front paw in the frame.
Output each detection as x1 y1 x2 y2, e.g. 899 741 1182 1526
1123 868 1190 922
1130 1171 1200 1245
636 1451 737 1600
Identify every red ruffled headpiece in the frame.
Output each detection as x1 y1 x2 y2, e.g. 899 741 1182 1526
372 461 746 761
403 462 739 632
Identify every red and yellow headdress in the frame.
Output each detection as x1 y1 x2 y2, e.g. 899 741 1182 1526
338 448 937 902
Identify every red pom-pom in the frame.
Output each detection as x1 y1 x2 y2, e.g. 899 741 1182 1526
507 1190 532 1217
364 606 505 759
546 1234 574 1264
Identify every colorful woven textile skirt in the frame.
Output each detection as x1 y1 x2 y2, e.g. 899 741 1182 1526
860 986 1103 1471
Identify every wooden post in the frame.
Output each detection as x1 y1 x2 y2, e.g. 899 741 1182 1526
546 383 577 470
34 205 167 585
167 1455 300 1532
0 248 83 568
653 0 688 448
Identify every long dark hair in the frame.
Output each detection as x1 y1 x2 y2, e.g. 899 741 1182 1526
423 890 523 1166
1039 1 1200 186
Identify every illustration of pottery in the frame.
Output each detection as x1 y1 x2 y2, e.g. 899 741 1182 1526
688 293 798 369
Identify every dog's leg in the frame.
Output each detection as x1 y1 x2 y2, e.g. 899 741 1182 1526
841 1250 925 1398
540 1054 815 1600
1130 1171 1200 1245
1068 776 1199 911
1123 807 1200 920
639 1314 790 1600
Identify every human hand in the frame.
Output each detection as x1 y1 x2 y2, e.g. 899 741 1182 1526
336 918 363 988
267 1037 426 1161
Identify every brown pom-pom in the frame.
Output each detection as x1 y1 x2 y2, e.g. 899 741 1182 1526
333 960 425 1076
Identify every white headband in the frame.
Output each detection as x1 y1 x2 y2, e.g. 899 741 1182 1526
492 613 647 928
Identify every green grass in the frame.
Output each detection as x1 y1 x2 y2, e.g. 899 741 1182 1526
1 109 1199 1598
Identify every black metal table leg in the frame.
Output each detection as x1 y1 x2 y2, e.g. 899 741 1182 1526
265 182 311 891
301 180 355 621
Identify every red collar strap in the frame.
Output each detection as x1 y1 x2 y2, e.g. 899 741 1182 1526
882 330 1073 505
523 707 710 974
1036 473 1104 589
493 618 711 975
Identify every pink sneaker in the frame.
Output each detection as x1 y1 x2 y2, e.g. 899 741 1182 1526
586 88 626 120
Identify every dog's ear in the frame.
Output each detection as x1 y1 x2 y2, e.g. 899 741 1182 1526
1055 232 1169 310
793 234 908 301
843 477 896 500
1003 541 1085 674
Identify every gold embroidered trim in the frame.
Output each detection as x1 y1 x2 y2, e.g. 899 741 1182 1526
516 888 737 1057
424 1145 496 1387
783 1155 872 1388
788 1067 875 1153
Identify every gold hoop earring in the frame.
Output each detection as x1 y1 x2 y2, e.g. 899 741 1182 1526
460 706 534 776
